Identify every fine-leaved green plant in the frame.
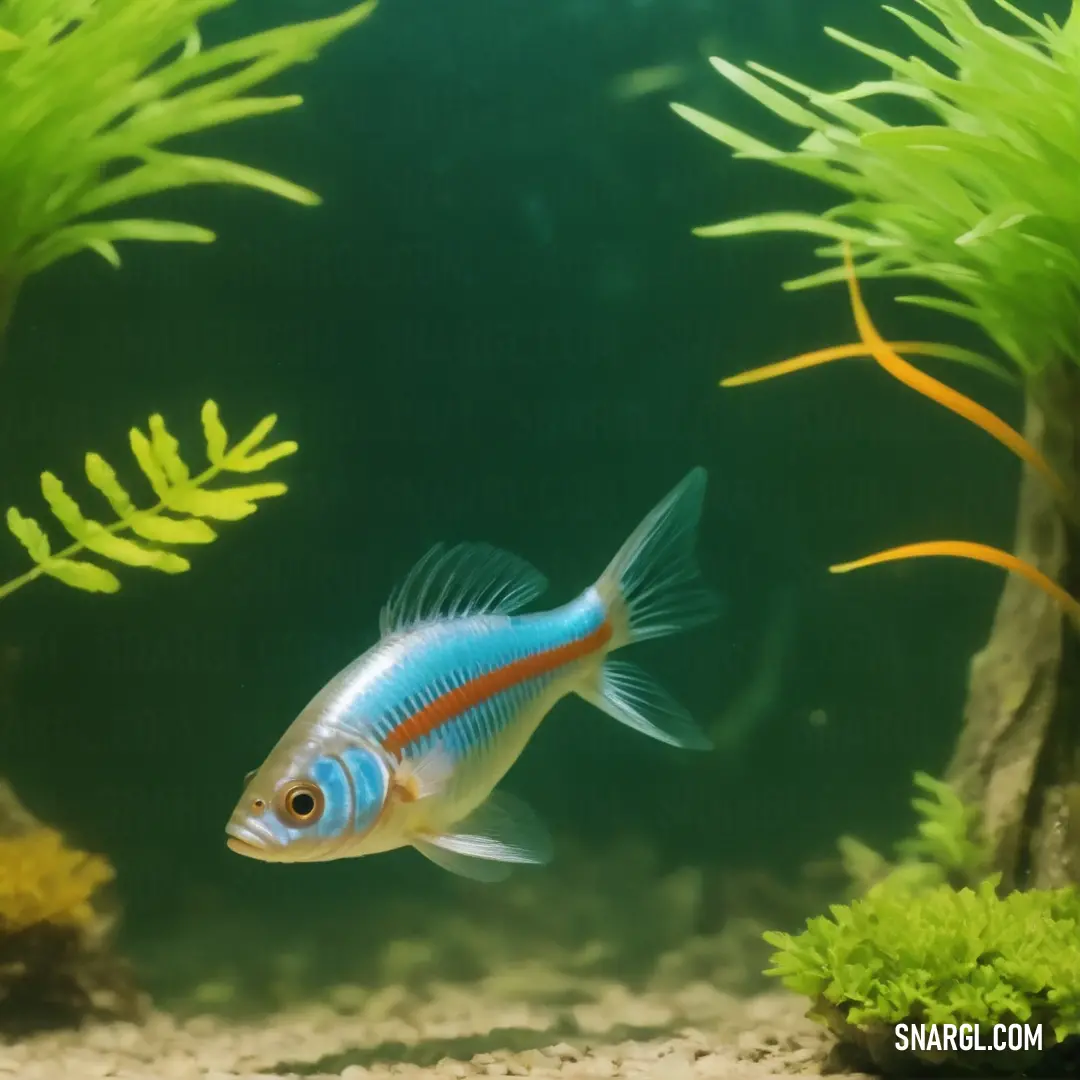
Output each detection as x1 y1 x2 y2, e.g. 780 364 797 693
1 400 297 599
672 0 1080 376
0 0 376 337
838 770 991 893
894 769 990 877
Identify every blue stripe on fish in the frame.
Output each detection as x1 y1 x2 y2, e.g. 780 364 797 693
376 589 610 757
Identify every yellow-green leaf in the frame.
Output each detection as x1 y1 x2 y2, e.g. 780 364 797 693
6 509 50 563
40 472 89 539
80 522 190 573
23 221 217 276
85 453 135 518
43 559 121 593
129 427 170 498
224 440 298 473
148 414 190 486
0 398 297 603
88 239 121 268
201 400 229 466
220 482 288 501
130 515 217 544
225 414 279 465
163 487 258 521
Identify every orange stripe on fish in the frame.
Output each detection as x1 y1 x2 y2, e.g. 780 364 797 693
381 619 614 756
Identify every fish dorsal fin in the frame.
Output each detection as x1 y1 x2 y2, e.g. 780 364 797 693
379 542 547 636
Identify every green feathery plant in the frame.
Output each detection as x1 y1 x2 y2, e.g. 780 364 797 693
838 771 991 893
669 0 1080 626
672 0 1080 377
0 0 376 338
894 770 990 875
1 400 297 600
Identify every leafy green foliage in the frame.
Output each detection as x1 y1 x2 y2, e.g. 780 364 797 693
1 400 297 599
895 770 991 877
0 0 374 311
764 877 1080 1049
672 0 1080 374
838 771 991 894
766 772 1066 1068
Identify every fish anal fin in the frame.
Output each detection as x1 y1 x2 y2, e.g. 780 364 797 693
578 658 712 750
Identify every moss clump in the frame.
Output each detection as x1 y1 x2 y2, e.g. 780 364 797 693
765 774 1077 1072
0 781 144 1033
0 828 113 932
764 875 1080 1073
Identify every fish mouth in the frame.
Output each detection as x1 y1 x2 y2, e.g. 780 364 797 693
225 821 274 859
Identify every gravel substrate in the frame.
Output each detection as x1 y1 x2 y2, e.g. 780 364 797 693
0 978 863 1080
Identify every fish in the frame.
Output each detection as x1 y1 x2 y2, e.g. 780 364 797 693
225 467 718 881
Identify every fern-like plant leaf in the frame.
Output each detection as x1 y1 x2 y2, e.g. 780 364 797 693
0 400 297 600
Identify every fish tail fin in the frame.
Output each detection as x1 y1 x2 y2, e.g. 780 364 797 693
594 466 719 649
578 467 718 751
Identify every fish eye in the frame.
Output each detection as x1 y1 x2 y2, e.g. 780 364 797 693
276 781 324 827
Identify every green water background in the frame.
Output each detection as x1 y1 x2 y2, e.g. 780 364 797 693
0 0 1059 994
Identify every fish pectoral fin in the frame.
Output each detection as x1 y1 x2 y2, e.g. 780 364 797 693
578 659 712 750
392 747 454 802
412 839 515 882
413 790 553 868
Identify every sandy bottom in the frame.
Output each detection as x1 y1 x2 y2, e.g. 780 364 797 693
0 978 869 1080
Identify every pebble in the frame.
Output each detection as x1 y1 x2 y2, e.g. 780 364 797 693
434 1061 468 1078
543 1043 580 1061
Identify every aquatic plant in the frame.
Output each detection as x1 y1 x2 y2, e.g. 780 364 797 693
673 0 1080 612
892 771 990 879
0 781 144 1032
674 0 1080 891
838 771 991 895
672 0 1080 376
763 876 1080 1071
0 827 113 932
0 400 297 600
0 0 376 340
